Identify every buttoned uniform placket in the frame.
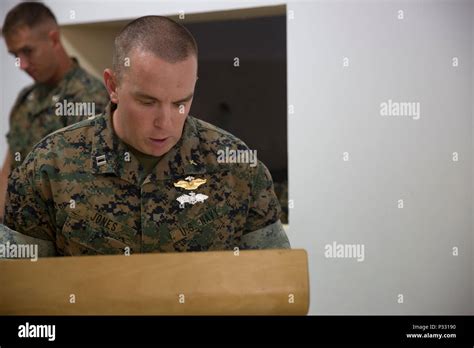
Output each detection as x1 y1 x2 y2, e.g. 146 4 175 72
140 153 207 253
90 106 144 253
138 118 207 253
140 173 163 253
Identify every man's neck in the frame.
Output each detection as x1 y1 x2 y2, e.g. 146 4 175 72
111 105 122 140
111 106 160 160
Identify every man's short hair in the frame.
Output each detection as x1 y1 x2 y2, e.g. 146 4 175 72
113 15 198 81
1 2 57 37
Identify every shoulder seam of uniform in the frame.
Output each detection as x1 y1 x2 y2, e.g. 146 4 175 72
16 84 35 102
43 114 98 140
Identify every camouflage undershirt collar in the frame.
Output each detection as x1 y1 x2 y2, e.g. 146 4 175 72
90 103 206 185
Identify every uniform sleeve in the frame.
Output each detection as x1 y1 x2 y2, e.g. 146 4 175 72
240 220 290 250
241 161 290 249
6 86 33 152
3 154 56 242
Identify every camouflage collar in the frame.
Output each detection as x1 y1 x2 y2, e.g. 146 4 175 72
91 103 206 185
60 57 81 85
29 58 83 115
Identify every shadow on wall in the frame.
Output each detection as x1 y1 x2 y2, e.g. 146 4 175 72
188 15 288 223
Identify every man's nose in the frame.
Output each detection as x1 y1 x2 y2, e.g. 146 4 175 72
18 55 29 70
153 104 172 129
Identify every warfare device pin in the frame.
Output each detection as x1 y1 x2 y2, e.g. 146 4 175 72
173 176 206 190
176 192 208 208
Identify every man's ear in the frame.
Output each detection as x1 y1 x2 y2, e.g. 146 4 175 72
103 68 119 104
48 29 60 48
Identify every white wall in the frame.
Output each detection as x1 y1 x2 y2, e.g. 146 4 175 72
471 0 473 318
288 0 472 314
1 0 473 315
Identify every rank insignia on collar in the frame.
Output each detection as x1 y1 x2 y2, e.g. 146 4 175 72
96 155 107 167
177 192 208 208
173 176 206 190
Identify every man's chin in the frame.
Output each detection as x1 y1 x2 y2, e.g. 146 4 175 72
30 74 46 83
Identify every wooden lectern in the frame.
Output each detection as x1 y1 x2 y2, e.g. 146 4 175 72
0 249 309 315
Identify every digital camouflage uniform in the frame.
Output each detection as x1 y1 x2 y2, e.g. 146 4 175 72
6 58 109 169
4 104 290 256
273 181 288 224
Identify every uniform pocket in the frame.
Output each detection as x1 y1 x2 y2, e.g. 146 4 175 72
61 210 137 256
169 201 236 251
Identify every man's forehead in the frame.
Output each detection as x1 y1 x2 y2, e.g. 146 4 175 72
5 25 46 50
6 23 53 44
5 25 31 44
121 54 197 85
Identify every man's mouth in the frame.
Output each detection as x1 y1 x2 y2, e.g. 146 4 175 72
149 137 168 145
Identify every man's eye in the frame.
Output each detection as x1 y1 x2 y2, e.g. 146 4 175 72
139 100 155 106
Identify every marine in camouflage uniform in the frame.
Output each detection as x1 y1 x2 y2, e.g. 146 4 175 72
7 58 109 170
4 104 290 255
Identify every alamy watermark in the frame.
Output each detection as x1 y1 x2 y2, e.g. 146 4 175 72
380 99 420 120
217 147 257 167
18 322 55 341
0 241 38 261
324 241 365 262
55 99 96 117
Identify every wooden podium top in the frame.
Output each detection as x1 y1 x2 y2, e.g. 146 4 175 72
0 249 309 315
